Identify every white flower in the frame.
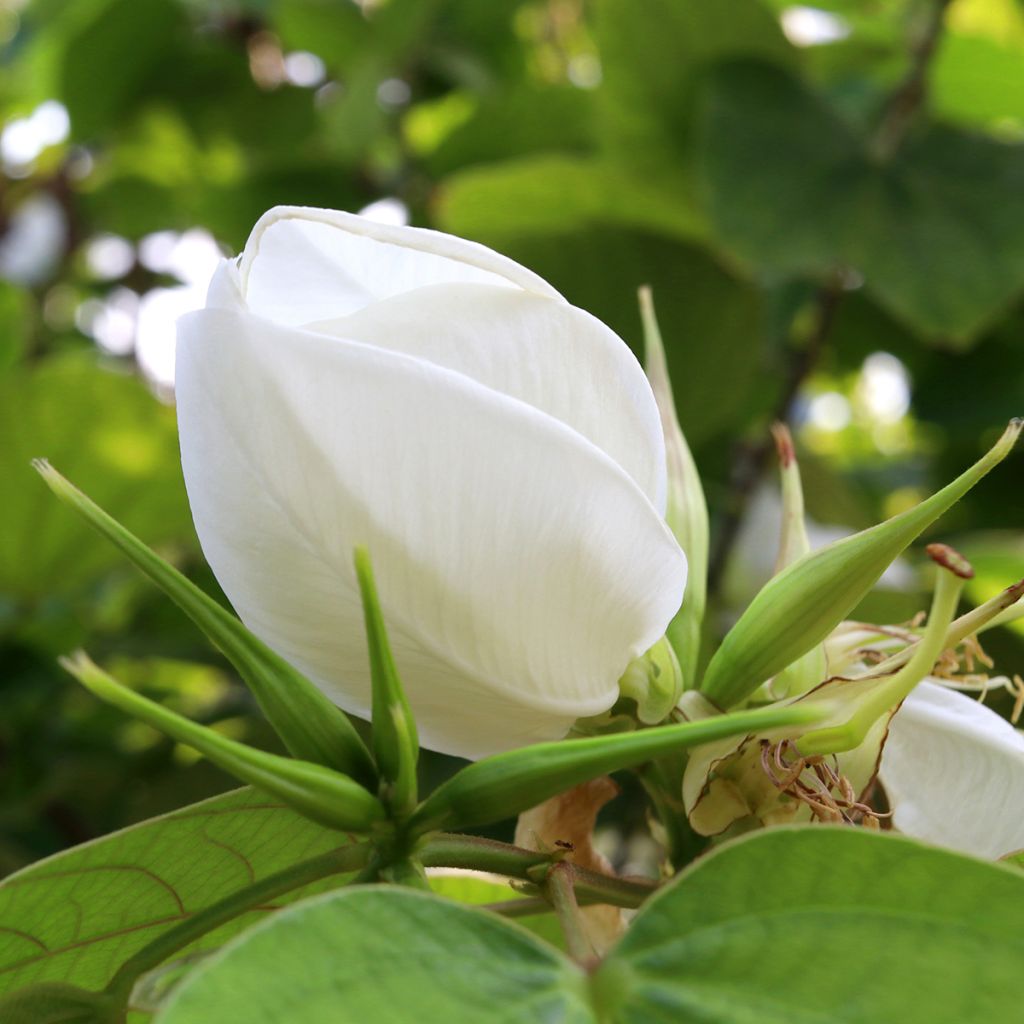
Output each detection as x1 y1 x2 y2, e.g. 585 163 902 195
176 206 686 760
880 681 1024 859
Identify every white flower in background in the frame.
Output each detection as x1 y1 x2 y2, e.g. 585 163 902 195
176 206 686 760
880 681 1024 859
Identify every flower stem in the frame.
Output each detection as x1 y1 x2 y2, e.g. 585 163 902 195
419 833 657 908
543 862 595 966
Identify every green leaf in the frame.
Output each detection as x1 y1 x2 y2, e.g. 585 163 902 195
59 0 186 140
156 888 591 1024
932 31 1024 130
62 653 386 834
593 828 1024 1022
427 872 563 948
0 354 190 604
426 86 595 177
353 546 418 817
697 60 1024 343
408 703 824 834
154 831 1024 1022
0 283 31 371
700 419 1021 707
0 789 358 998
595 0 794 172
0 983 119 1024
34 462 375 783
439 155 704 243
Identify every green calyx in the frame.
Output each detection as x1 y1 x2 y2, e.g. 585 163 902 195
34 460 376 786
354 546 419 819
62 652 386 834
640 286 709 687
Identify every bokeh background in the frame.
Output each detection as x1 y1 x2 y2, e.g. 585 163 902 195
1 0 1022 874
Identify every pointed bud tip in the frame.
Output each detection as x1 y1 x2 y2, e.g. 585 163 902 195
998 418 1023 451
926 543 974 580
57 649 90 675
31 457 57 481
770 422 795 468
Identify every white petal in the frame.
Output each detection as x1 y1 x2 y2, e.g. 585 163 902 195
239 206 561 326
880 681 1024 859
176 308 685 759
308 283 666 509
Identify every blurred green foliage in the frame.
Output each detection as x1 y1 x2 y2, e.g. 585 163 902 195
1 0 1022 872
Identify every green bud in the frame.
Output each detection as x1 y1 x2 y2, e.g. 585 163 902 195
767 423 827 699
700 419 1021 708
33 461 376 787
353 546 419 819
407 702 825 835
62 652 386 834
640 286 708 687
618 636 684 724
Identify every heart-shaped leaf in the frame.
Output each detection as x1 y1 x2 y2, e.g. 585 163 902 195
154 828 1024 1022
0 788 359 999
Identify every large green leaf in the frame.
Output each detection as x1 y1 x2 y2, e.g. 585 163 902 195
59 0 186 140
0 788 354 997
595 828 1024 1021
153 829 1024 1022
594 0 794 171
439 155 704 242
696 60 1024 343
0 354 191 604
156 888 591 1024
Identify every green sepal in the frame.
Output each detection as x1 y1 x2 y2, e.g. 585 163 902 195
407 702 824 835
34 460 376 786
618 637 684 724
766 423 826 699
0 983 119 1024
353 546 419 818
700 419 1021 708
62 653 387 834
640 287 709 686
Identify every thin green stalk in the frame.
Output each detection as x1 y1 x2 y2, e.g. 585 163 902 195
419 834 657 909
636 758 708 871
105 841 374 1001
544 863 594 965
